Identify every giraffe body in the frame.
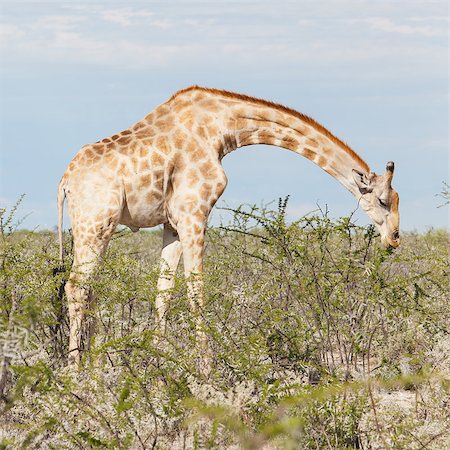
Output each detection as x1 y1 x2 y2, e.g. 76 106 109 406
59 86 400 366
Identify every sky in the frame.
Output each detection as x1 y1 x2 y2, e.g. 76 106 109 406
0 0 448 232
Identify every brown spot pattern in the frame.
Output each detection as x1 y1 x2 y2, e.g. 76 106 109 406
117 136 132 145
133 121 147 131
318 156 327 168
303 149 315 160
139 159 150 171
151 153 164 167
174 129 187 149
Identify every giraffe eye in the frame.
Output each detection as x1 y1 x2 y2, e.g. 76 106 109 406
378 198 388 208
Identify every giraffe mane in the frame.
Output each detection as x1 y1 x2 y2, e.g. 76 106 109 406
170 85 370 173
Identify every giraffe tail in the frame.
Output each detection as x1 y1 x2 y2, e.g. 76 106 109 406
57 178 67 264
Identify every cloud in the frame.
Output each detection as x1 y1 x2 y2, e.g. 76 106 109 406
18 30 195 68
367 17 448 37
0 24 25 44
35 14 86 32
60 4 155 27
408 16 449 22
0 2 447 75
99 7 154 27
150 19 173 30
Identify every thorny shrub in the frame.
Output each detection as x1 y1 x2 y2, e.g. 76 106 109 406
0 197 448 449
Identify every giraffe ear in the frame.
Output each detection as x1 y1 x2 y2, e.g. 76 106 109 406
352 169 373 194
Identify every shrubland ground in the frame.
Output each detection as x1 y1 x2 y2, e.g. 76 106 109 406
0 198 448 449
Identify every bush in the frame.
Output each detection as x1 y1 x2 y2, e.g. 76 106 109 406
0 198 448 449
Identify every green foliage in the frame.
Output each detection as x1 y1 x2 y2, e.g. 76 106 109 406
437 181 450 207
0 198 448 449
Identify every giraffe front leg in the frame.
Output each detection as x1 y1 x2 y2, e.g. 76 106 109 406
155 223 183 336
177 218 209 360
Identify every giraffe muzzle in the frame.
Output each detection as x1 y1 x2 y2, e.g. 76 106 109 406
387 233 400 249
382 232 400 249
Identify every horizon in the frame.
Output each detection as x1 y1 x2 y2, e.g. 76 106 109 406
3 194 449 234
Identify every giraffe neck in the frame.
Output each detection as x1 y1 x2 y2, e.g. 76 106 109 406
217 99 369 197
168 86 368 197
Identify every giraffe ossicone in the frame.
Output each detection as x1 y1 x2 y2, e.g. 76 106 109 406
58 86 400 367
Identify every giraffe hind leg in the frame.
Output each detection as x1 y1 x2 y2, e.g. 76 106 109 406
65 220 117 368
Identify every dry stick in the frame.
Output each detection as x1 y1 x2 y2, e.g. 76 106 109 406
366 324 389 450
105 383 146 449
320 422 333 449
0 293 18 401
405 428 431 449
419 430 448 449
68 389 123 449
40 400 86 450
313 436 320 450
120 355 159 449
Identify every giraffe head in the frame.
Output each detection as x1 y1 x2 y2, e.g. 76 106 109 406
353 161 400 249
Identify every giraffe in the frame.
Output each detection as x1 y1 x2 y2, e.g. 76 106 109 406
58 86 400 367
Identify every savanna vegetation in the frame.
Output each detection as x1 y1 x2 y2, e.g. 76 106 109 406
0 196 448 449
